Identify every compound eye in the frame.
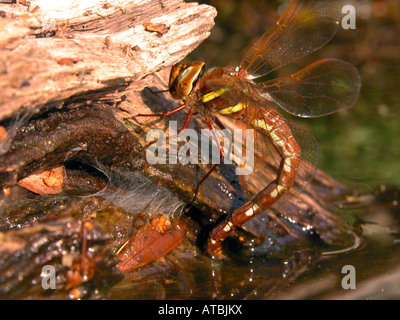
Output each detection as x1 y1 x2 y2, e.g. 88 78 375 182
168 63 184 93
176 62 205 98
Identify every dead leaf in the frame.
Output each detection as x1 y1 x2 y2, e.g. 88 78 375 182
17 166 66 195
143 22 170 35
0 126 8 144
57 57 79 66
117 215 186 272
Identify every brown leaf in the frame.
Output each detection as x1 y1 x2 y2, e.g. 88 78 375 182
57 57 79 66
17 166 66 195
143 22 170 35
117 215 186 273
0 126 8 145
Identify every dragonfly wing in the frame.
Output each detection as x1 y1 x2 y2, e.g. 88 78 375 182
240 0 346 78
259 59 361 117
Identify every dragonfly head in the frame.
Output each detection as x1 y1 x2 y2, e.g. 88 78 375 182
168 61 205 99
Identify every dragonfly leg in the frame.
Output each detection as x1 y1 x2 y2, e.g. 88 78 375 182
140 102 193 146
136 101 188 117
161 107 194 146
207 113 301 258
192 117 224 201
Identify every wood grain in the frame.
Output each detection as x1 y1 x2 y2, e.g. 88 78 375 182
0 0 217 120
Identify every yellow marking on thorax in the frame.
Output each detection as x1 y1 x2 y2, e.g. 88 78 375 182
218 102 245 115
201 88 228 103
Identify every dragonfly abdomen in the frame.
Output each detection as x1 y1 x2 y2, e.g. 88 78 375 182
207 109 301 258
253 109 301 189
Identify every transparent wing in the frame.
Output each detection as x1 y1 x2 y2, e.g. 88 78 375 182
258 59 361 117
240 0 346 78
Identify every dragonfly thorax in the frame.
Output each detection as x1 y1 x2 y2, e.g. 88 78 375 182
197 66 254 118
168 62 250 118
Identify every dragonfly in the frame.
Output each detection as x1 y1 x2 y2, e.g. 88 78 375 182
139 0 361 258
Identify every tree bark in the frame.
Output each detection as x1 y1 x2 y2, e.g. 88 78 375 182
0 0 365 300
0 0 217 120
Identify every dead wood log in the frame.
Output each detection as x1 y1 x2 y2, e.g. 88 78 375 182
0 0 217 120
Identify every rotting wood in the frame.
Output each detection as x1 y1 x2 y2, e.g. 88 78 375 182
0 0 217 120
